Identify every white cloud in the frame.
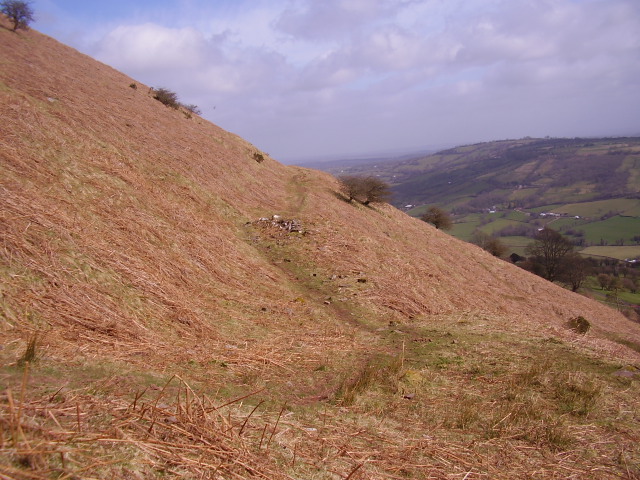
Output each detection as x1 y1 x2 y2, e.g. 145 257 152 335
34 0 640 161
96 24 214 72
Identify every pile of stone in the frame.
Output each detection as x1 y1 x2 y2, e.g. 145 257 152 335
256 215 303 233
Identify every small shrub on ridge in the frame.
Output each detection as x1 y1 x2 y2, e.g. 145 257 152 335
1 0 34 31
153 87 180 109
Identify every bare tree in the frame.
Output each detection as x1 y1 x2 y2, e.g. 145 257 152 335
471 230 508 257
525 228 574 282
421 206 453 230
153 87 180 109
183 104 202 115
558 253 591 292
360 176 392 205
337 175 391 205
1 0 34 31
622 278 637 294
338 175 366 202
597 273 611 290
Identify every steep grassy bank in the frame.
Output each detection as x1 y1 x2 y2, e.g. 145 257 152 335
2 17 640 479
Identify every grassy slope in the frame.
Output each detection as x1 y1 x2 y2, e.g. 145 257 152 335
2 20 640 479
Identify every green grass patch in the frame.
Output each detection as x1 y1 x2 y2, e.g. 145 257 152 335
334 352 404 406
579 245 640 260
529 204 565 213
478 218 524 234
501 210 530 221
579 216 640 245
407 205 428 217
617 290 640 305
499 235 532 248
450 220 481 240
393 314 635 457
555 198 640 217
544 217 586 230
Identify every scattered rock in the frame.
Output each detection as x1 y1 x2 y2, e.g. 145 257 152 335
255 215 303 233
403 393 416 400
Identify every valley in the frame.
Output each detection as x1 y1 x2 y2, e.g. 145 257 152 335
323 137 640 251
328 137 640 313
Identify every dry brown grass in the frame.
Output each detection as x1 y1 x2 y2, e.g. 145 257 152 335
1 368 291 479
4 353 634 480
1 16 640 479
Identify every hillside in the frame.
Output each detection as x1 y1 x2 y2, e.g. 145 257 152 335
2 19 640 480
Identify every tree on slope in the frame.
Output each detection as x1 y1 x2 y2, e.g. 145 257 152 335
525 227 574 282
471 230 508 257
558 253 591 292
421 206 452 230
338 175 392 205
360 176 392 205
338 175 366 202
1 0 34 31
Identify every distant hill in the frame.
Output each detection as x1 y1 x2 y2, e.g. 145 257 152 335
2 17 640 480
332 137 640 210
290 148 439 170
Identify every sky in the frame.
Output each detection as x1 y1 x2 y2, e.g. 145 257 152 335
30 0 640 163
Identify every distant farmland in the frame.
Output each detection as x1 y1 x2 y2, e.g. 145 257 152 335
323 137 640 261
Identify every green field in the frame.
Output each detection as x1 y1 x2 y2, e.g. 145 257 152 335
407 205 429 217
579 246 640 260
446 210 640 261
543 217 585 230
528 204 564 213
450 219 482 240
388 138 640 261
498 236 532 256
578 216 640 245
477 218 525 234
618 290 640 305
502 210 529 222
554 198 640 217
